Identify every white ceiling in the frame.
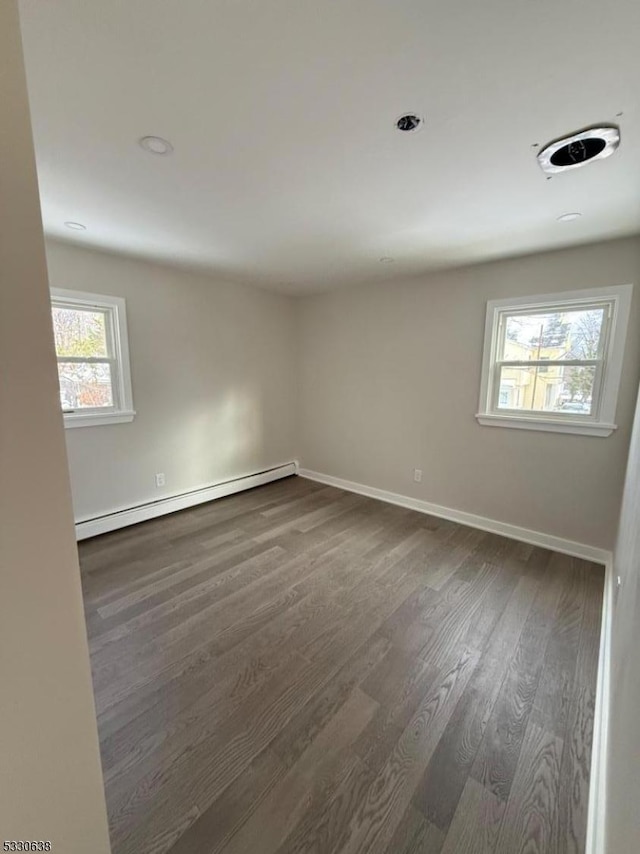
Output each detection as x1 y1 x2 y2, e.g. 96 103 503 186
19 0 640 295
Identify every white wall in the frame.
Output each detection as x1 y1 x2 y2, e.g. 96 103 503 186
0 2 111 850
297 237 640 550
606 377 640 852
45 240 297 522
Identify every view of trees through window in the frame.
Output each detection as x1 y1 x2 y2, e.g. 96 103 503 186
497 306 605 415
52 306 114 410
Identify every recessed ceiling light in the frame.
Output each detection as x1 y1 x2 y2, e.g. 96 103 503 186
64 221 87 231
395 114 423 133
139 135 173 156
379 256 395 263
557 212 582 222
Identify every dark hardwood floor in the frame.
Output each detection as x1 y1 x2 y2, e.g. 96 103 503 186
79 475 604 854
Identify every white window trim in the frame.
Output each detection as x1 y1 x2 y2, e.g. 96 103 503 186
476 284 633 437
51 287 136 428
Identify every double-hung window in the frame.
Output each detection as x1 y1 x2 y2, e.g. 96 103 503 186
477 284 632 436
50 288 135 428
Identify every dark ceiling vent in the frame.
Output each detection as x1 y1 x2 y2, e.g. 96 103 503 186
396 114 422 133
537 126 620 174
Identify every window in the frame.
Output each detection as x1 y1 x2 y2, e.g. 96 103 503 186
51 288 135 428
477 284 632 436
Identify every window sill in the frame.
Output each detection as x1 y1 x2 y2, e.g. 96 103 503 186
475 412 616 437
63 410 136 429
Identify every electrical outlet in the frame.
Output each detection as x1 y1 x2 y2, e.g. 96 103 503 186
155 472 166 488
413 469 422 483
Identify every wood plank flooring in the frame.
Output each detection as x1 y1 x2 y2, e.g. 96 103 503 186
79 475 604 854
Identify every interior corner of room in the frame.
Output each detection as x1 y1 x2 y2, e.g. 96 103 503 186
3 0 640 853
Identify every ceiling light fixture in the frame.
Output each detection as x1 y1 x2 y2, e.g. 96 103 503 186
64 221 87 231
139 135 174 156
557 212 582 222
395 114 423 133
537 126 619 174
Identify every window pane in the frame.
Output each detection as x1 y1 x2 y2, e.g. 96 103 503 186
496 364 596 415
52 306 109 357
57 361 114 410
503 307 605 361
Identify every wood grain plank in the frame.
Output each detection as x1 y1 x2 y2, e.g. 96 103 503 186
274 755 376 854
493 722 564 854
440 778 505 854
167 748 287 854
531 556 588 737
383 804 445 854
414 575 539 833
470 554 567 802
218 688 378 854
330 647 480 854
551 564 603 854
270 635 391 769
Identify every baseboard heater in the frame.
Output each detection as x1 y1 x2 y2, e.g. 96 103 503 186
75 461 298 541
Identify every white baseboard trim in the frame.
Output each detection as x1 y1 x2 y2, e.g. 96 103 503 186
585 556 613 854
298 468 611 565
75 461 298 540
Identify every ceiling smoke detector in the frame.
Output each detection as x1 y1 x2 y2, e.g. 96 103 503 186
537 126 620 174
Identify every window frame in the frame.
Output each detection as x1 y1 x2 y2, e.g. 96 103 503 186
51 288 135 428
476 284 632 437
